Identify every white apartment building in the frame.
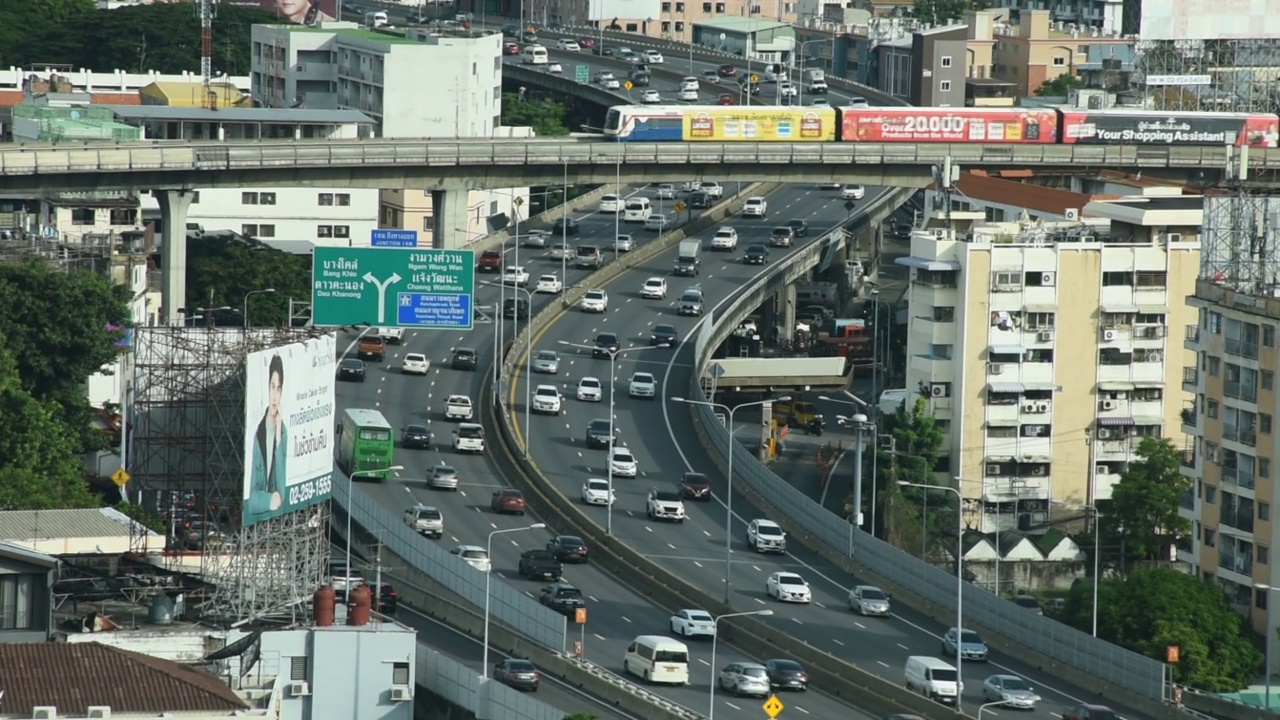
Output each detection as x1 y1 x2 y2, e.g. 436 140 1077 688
250 22 526 246
986 0 1124 34
898 191 1201 531
139 187 380 247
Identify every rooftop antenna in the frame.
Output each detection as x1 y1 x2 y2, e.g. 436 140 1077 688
198 0 217 110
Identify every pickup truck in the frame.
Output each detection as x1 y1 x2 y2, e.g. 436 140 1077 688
403 504 444 539
377 327 405 345
773 397 821 427
358 335 385 361
518 548 563 580
445 395 474 421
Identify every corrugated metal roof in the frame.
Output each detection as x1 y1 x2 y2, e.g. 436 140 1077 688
0 541 58 567
107 104 374 125
0 507 139 541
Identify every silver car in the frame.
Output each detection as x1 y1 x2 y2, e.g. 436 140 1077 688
429 464 460 491
522 229 551 248
982 674 1040 709
718 662 770 697
614 234 634 252
532 350 560 374
849 584 891 616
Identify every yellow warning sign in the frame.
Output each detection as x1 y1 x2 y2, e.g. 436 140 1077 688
674 201 686 212
750 74 760 83
763 695 784 719
624 80 634 91
111 468 131 487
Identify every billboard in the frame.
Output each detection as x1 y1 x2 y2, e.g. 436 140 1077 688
589 0 662 23
225 0 337 25
684 107 836 142
1059 112 1279 148
840 108 1059 144
242 334 337 527
1139 0 1280 40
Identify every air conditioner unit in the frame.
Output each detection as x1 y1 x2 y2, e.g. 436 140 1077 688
1040 272 1056 286
1022 402 1038 413
986 463 1002 475
988 363 1004 375
1146 326 1165 338
1064 208 1080 221
288 682 312 697
933 228 947 239
931 383 947 397
1101 400 1117 410
1149 350 1163 362
1167 232 1182 243
1097 427 1116 439
390 685 413 702
32 709 56 720
1095 465 1108 475
1081 235 1095 243
1037 330 1053 342
1037 403 1049 413
86 708 111 719
1031 466 1046 476
1102 329 1116 341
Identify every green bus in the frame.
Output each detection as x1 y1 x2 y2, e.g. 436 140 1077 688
336 408 395 481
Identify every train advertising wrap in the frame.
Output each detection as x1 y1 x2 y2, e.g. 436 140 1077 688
683 107 837 142
1059 112 1280 148
839 108 1060 144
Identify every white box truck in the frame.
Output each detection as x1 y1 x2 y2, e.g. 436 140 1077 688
674 240 701 276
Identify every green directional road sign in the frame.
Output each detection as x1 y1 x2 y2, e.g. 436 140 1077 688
312 247 475 329
575 64 590 83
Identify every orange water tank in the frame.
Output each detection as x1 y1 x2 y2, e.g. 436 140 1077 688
313 585 336 627
347 585 372 626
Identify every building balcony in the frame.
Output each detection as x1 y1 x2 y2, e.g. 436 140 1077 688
1224 380 1258 404
1182 366 1199 391
1221 464 1256 491
1180 448 1196 469
1179 488 1195 511
1180 406 1196 432
911 317 956 346
1225 337 1260 360
1223 425 1258 447
1219 548 1253 576
291 62 335 81
1185 324 1200 348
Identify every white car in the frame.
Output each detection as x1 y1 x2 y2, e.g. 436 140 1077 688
628 372 656 398
556 38 581 51
547 62 563 74
841 184 866 200
766 571 812 603
609 446 638 477
581 478 615 506
849 585 892 616
451 545 492 572
599 193 621 213
577 377 603 402
746 518 787 553
678 87 698 101
711 226 739 250
532 384 562 414
580 289 609 313
679 76 699 92
742 197 768 217
699 181 723 198
646 487 686 522
670 609 716 638
402 352 430 375
522 229 552 247
601 76 621 89
642 49 664 63
640 277 668 299
809 97 829 107
645 214 671 231
777 82 798 98
502 265 530 286
639 89 661 104
656 183 677 199
614 234 635 252
535 274 563 293
550 242 573 259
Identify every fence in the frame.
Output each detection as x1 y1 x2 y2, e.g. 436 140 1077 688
418 644 564 720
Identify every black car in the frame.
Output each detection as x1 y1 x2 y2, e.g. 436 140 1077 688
501 23 519 36
370 582 398 614
688 191 713 209
787 219 810 237
763 659 809 691
539 581 586 615
629 71 651 86
518 548 563 580
594 45 617 56
585 418 616 449
744 245 770 265
650 323 678 347
400 424 431 449
452 347 478 371
337 358 366 382
680 472 712 501
493 659 540 691
769 227 795 247
547 535 590 563
552 217 580 235
503 297 530 319
593 332 620 359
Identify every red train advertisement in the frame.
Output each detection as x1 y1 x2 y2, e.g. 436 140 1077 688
840 108 1060 144
1059 112 1279 148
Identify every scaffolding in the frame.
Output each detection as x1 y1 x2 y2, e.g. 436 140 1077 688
1200 194 1280 294
1132 39 1280 113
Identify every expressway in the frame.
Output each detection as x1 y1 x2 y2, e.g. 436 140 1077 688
335 182 876 720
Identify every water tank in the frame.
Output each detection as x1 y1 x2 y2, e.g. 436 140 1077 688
313 585 336 627
148 595 175 625
347 585 372 627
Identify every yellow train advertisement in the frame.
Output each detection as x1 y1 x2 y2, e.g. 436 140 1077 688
683 107 837 142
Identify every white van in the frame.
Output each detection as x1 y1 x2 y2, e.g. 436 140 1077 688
623 197 653 223
522 45 549 65
904 656 960 705
623 635 690 685
364 10 389 27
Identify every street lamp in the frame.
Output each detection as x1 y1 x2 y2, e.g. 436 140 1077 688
346 465 404 602
483 523 545 674
868 287 883 533
485 281 534 457
1084 504 1103 637
560 340 670 535
818 393 872 538
709 609 774 720
899 480 965 709
672 395 789 603
242 288 276 328
978 699 1014 718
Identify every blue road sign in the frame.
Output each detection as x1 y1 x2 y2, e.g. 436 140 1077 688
397 293 472 327
371 229 419 247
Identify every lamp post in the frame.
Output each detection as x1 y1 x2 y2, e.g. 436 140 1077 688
899 480 965 709
483 523 545 674
485 281 534 457
709 609 773 720
978 700 1013 718
242 288 276 328
560 340 670 535
868 287 883 533
1085 504 1103 637
346 465 404 602
818 392 871 539
673 396 789 603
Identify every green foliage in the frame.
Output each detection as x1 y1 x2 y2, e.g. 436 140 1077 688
912 0 988 24
186 235 312 328
1107 436 1190 562
1061 569 1262 691
501 93 571 136
564 714 600 720
873 397 947 545
116 502 166 534
0 0 95 67
1035 74 1085 97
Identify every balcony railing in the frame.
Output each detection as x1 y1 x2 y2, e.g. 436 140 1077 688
1179 489 1195 510
1183 366 1199 385
1186 325 1200 343
1219 548 1254 575
1224 380 1258 403
1181 449 1196 468
1226 337 1260 360
1180 407 1196 427
1222 508 1256 534
1223 464 1256 490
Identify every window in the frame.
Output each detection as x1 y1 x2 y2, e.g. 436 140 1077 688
662 1 671 9
319 193 335 206
256 224 276 238
940 56 953 68
1102 271 1134 286
242 192 259 205
1025 312 1055 330
1209 356 1221 376
334 225 350 239
317 225 332 238
259 192 277 205
1262 458 1271 479
676 1 684 9
1204 528 1216 547
661 20 671 30
70 208 95 225
392 662 410 685
1264 414 1273 435
1261 546 1271 566
675 21 685 30
336 193 350 206
1208 399 1219 419
242 224 260 236
1205 485 1217 504
0 574 38 630
1265 370 1275 391
1053 56 1066 66
1259 587 1269 610
1261 503 1271 522
1209 311 1223 334
289 656 308 680
702 2 711 9
1266 326 1276 348
986 425 1017 438
625 22 639 31
933 306 955 322
109 208 138 225
939 80 952 92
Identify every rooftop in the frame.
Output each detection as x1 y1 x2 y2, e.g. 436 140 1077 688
0 507 147 543
950 172 1118 217
0 540 59 568
106 105 375 125
691 17 792 33
286 24 422 44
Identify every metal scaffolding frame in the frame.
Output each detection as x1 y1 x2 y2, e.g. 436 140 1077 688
1133 38 1280 113
1201 194 1280 294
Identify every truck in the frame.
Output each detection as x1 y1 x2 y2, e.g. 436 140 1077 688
674 240 701 276
518 548 563 580
773 396 822 429
357 335 385 361
377 327 406 345
805 68 828 94
445 395 474 421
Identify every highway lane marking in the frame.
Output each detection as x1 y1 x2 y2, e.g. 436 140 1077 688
854 622 866 629
589 596 599 602
754 598 766 605
832 639 844 646
876 661 890 668
593 633 606 641
814 601 825 608
752 565 762 572
698 658 710 666
621 616 632 623
724 702 741 710
667 543 677 550
693 561 703 567
703 530 711 536
793 707 810 715
897 643 910 651
791 617 803 624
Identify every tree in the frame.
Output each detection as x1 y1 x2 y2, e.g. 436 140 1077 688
1035 74 1085 97
872 397 946 548
501 93 571 136
564 714 600 720
0 0 95 67
912 0 988 25
1061 569 1262 691
186 235 312 328
1106 436 1190 564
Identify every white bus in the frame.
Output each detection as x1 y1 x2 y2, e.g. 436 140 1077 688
522 45 549 65
623 635 690 685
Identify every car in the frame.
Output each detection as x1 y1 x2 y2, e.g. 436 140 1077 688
777 82 798 98
628 372 657 398
556 38 580 51
493 658 540 692
518 548 562 580
490 489 527 514
577 36 595 48
717 64 738 77
640 49 663 63
576 377 603 402
768 227 795 247
983 674 1041 710
598 74 621 89
670 608 716 638
809 97 829 106
717 92 736 105
549 242 573 259
639 89 661 104
701 69 720 83
677 472 711 501
766 571 812 603
547 62 563 74
521 229 552 248
585 418 616 448
747 518 787 553
581 289 609 313
744 244 769 265
711 226 738 250
532 384 562 414
894 222 914 238
678 87 699 101
451 544 492 572
501 24 519 37
609 446 638 477
445 394 474 421
400 424 431 449
848 94 870 108
640 277 668 299
678 290 704 316
592 332 619 358
699 181 724 198
478 250 503 272
739 80 762 96
614 234 635 252
502 297 529 319
763 659 809 691
535 274 562 293
1064 704 1117 720
650 323 678 347
402 352 430 375
540 581 587 614
598 193 621 213
819 181 843 190
337 358 366 382
646 487 686 522
504 42 521 55
548 216 577 235
368 581 398 613
581 478 615 505
428 464 460 491
377 327 405 345
656 183 677 199
841 184 866 200
787 219 810 237
644 214 671 231
519 30 537 42
742 196 768 217
532 350 560 374
329 561 365 593
451 347 478 371
594 45 617 57
547 535 590 563
718 662 770 697
942 627 989 661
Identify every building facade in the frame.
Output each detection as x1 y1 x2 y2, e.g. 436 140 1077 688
0 543 57 643
987 0 1125 34
140 187 380 247
989 9 1133 96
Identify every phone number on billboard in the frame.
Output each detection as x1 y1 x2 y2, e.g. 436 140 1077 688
289 475 333 507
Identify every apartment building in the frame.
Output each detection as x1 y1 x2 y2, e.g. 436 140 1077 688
141 187 380 247
987 0 1126 35
989 9 1132 96
899 191 1201 531
540 0 799 44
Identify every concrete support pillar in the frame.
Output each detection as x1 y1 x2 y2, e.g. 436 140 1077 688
781 283 797 341
431 187 471 249
762 290 781 342
157 189 196 325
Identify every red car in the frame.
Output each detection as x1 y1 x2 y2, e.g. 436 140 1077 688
577 36 595 48
717 64 737 77
491 489 527 515
478 250 503 272
679 472 712 501
504 42 521 55
717 93 735 105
